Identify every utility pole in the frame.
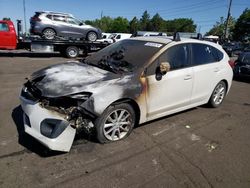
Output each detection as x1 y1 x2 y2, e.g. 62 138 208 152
100 11 103 30
23 0 27 35
224 0 232 40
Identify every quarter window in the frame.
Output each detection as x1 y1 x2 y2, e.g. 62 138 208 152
191 43 223 65
46 14 52 20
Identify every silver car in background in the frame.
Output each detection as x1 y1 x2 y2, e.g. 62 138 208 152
30 11 102 41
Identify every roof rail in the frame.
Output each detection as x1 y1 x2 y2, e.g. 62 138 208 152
173 32 181 41
41 11 73 17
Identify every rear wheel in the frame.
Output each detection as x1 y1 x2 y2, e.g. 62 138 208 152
42 28 56 40
95 103 135 143
208 81 227 108
65 46 79 58
86 31 97 41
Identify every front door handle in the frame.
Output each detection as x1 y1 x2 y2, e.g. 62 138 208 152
184 75 192 80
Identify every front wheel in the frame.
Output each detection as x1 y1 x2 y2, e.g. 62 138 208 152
95 103 135 143
208 81 227 108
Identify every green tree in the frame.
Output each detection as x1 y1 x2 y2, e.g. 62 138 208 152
150 13 165 31
233 8 250 41
206 17 225 37
85 16 114 32
2 17 11 21
166 18 196 34
206 16 235 39
99 16 113 32
140 11 150 30
129 16 139 34
110 17 129 33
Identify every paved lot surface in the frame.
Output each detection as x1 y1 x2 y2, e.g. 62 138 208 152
0 52 250 188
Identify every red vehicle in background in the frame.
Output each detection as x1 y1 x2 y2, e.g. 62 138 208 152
0 20 17 49
0 19 108 58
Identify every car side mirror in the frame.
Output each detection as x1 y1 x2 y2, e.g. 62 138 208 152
155 62 170 81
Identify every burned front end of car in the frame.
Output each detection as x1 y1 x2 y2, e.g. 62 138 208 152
20 78 96 152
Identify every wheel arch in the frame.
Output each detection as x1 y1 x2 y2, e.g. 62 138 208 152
220 79 228 94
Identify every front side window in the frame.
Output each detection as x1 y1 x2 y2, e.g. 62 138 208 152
160 44 189 70
146 44 190 76
191 43 222 65
67 17 82 25
0 23 9 31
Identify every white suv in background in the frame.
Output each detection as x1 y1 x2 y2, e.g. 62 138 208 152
104 33 132 43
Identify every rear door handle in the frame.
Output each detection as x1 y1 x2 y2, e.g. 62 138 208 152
184 75 192 80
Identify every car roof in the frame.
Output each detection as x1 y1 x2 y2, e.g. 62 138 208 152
129 36 172 44
129 36 222 49
37 11 73 17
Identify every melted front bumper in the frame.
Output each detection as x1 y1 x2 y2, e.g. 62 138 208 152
20 96 76 152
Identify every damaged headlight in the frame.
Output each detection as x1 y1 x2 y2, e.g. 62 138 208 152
68 92 92 100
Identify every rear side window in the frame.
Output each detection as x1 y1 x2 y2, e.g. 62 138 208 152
191 43 223 65
0 23 9 31
53 15 66 22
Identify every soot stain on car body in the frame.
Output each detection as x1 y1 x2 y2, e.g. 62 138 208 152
23 61 144 133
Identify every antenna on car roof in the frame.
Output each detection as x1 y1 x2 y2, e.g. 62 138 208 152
173 32 181 41
197 33 203 40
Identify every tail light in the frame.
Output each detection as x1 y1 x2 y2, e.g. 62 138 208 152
228 60 235 68
31 17 41 22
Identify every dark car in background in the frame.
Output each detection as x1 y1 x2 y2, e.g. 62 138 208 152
222 42 243 57
30 11 102 41
233 52 250 79
244 46 250 52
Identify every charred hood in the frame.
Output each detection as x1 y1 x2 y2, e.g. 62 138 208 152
28 62 123 98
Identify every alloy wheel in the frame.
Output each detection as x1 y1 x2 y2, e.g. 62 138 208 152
103 109 132 141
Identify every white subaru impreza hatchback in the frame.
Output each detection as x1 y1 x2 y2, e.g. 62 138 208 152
20 35 233 152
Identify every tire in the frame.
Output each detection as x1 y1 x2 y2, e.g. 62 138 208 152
208 81 227 108
42 28 56 40
95 103 135 143
86 31 97 41
65 46 79 58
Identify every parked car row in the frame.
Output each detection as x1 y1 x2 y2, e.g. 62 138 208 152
222 42 244 57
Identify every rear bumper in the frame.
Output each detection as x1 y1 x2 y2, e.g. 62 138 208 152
20 95 76 152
